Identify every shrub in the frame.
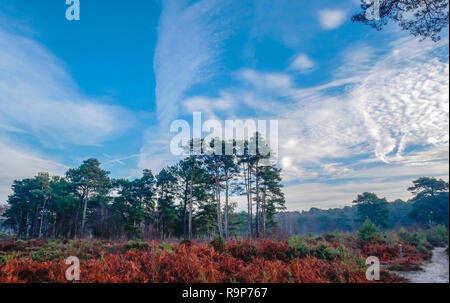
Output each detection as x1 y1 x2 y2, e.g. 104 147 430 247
398 229 432 251
358 219 379 243
31 248 65 262
426 225 449 247
227 241 257 262
124 240 149 251
323 247 340 260
158 242 175 253
323 233 337 243
287 235 303 247
179 239 193 247
291 243 310 258
256 240 292 262
287 235 311 258
210 236 226 252
310 244 340 261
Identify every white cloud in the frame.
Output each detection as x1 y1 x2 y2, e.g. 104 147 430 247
141 0 242 172
278 37 449 179
154 0 237 126
184 93 234 121
352 39 449 163
289 54 315 73
0 29 134 146
282 158 449 211
0 137 68 204
138 127 178 176
240 69 293 90
283 172 450 211
172 36 449 211
0 27 137 204
318 9 347 30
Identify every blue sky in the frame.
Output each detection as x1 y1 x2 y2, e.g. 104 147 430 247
0 0 449 211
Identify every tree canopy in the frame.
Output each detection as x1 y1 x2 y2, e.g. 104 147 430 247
408 177 449 227
353 192 390 228
352 0 449 42
2 135 285 240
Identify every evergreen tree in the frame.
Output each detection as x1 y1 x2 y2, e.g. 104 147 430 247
66 159 110 237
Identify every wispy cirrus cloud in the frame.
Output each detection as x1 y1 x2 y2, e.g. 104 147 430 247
279 37 449 182
153 0 240 126
170 35 449 210
0 29 135 147
0 136 68 204
0 26 137 203
140 0 243 171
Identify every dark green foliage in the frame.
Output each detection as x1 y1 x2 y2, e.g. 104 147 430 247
290 242 310 258
311 244 340 261
156 169 178 240
287 236 341 260
111 169 156 238
210 236 226 252
124 240 149 251
353 192 390 228
352 0 449 42
66 159 111 238
358 218 379 243
408 177 449 227
425 225 449 247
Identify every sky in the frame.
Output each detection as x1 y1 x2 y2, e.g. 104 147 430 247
0 0 448 211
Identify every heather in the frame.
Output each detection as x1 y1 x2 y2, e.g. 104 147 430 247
1 226 446 283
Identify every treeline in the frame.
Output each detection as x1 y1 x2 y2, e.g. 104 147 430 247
276 177 449 236
1 136 285 240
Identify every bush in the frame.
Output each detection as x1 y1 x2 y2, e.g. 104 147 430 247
256 240 292 261
227 241 257 262
30 248 65 262
210 236 226 252
179 239 193 247
426 225 449 247
158 242 175 253
124 240 149 251
358 219 379 243
287 236 310 258
398 229 432 251
323 233 337 243
310 244 340 261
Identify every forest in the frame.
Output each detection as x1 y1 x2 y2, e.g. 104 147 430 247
0 137 286 241
276 186 449 236
0 138 449 242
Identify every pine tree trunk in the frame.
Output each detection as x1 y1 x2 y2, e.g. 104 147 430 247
255 160 260 238
183 182 188 239
73 194 83 239
188 158 194 239
224 168 229 240
248 163 253 238
262 186 266 237
215 163 223 237
31 203 41 238
80 197 88 238
39 197 47 238
243 163 251 239
80 190 89 238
